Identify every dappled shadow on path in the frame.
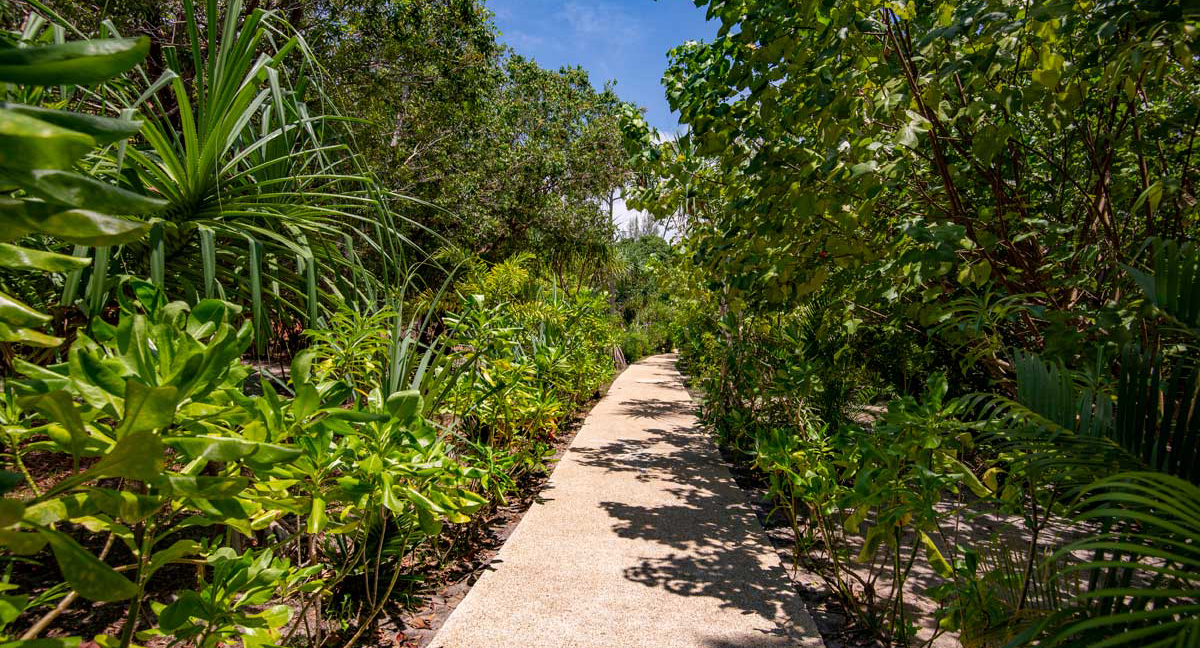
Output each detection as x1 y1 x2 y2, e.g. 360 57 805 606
616 397 694 420
573 416 804 644
701 639 799 648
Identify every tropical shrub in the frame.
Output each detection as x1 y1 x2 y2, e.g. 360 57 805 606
0 24 157 352
441 256 618 477
1 281 491 645
0 4 641 647
623 0 1200 644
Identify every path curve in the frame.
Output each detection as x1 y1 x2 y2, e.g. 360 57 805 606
429 354 823 648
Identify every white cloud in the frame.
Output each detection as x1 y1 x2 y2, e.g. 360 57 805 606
610 196 647 231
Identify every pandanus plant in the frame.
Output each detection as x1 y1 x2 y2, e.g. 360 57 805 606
15 0 417 355
123 0 414 351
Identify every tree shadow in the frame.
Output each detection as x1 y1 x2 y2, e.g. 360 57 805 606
701 638 803 648
616 398 694 419
572 419 810 644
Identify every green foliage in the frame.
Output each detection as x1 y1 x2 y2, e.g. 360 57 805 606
0 282 497 645
614 233 676 358
143 547 317 648
443 255 619 446
301 1 631 267
0 2 636 645
110 0 409 330
0 27 157 348
628 0 1200 644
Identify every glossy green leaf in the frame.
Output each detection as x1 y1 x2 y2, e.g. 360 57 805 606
12 170 167 214
116 381 179 436
0 102 141 145
0 243 90 273
0 37 149 85
145 539 201 578
163 474 249 499
40 527 137 601
0 292 50 328
15 209 148 246
385 390 422 422
307 497 327 534
165 435 300 465
0 108 93 169
0 321 62 347
89 431 164 481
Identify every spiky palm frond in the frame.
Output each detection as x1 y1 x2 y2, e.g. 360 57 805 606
1124 238 1200 335
66 0 416 349
1034 473 1200 648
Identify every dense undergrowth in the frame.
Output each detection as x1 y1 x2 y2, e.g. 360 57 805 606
625 0 1200 646
4 0 1197 647
0 2 641 646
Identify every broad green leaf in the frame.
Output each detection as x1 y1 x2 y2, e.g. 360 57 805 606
1131 180 1165 217
14 209 149 246
844 505 869 535
307 497 328 533
165 435 300 465
0 595 25 625
0 499 24 526
21 494 96 525
938 453 992 497
0 243 90 273
380 473 405 514
1033 45 1065 87
0 37 150 85
0 102 141 145
0 529 47 555
0 292 49 328
415 506 442 536
89 431 164 481
86 488 165 523
12 170 167 214
855 525 888 563
291 349 316 386
293 384 319 421
0 109 93 169
386 390 423 422
0 321 63 347
982 467 1003 491
68 345 126 409
919 531 953 578
39 527 137 601
157 590 204 632
116 381 179 436
163 474 249 498
187 299 239 337
145 539 201 578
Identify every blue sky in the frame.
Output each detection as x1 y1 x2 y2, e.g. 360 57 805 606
487 0 718 134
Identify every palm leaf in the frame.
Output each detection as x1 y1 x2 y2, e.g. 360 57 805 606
1038 473 1200 648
